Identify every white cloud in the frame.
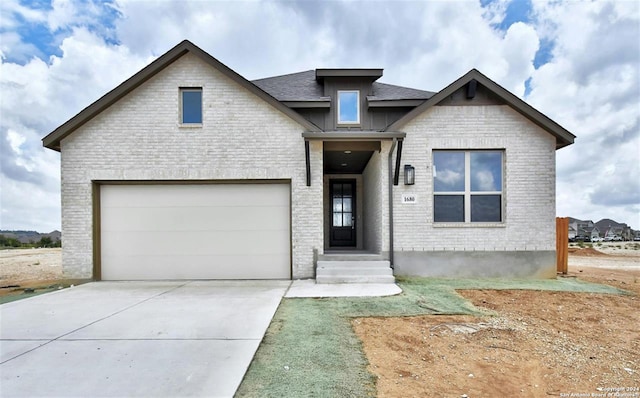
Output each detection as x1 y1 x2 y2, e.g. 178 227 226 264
528 0 640 228
474 170 498 192
0 0 46 27
436 170 464 189
0 27 149 231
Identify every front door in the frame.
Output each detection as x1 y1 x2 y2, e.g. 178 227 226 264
330 180 356 247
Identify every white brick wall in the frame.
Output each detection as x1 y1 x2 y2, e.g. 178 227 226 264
393 105 556 253
362 149 382 252
60 53 322 279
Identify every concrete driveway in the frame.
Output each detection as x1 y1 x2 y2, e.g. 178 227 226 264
0 280 289 397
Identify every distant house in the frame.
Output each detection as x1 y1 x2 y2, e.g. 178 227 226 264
569 218 599 239
42 40 576 282
583 226 600 240
570 217 637 241
596 218 634 241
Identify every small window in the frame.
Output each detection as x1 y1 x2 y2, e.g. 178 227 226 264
433 150 503 223
180 88 202 124
337 90 360 124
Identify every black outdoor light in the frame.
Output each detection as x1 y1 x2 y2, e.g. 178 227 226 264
404 164 415 185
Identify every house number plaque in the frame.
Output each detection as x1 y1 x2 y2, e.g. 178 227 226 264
401 194 417 204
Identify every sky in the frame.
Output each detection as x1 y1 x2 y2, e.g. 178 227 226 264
1 0 639 232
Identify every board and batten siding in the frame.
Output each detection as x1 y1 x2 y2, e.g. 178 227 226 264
60 52 323 279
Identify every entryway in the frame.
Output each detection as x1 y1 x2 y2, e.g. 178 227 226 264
329 179 356 247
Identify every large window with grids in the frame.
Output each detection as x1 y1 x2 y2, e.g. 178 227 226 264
433 150 503 223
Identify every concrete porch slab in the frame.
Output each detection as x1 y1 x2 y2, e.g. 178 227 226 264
285 279 402 298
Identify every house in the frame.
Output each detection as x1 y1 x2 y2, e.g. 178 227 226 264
596 218 633 241
42 40 575 281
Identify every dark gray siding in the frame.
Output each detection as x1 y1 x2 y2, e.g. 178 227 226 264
437 83 506 106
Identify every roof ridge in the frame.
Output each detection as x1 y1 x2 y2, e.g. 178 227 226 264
371 81 435 95
252 69 315 82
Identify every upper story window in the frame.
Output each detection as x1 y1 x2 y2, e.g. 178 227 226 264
433 150 504 223
337 90 360 125
180 87 202 124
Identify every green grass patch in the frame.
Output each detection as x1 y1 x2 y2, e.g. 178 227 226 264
235 277 628 397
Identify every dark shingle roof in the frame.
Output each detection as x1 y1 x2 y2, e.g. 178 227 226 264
252 70 325 102
252 70 435 102
369 82 435 101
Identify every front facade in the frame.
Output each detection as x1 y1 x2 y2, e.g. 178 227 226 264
43 40 575 281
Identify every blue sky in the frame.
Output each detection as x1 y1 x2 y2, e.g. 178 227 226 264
1 0 639 231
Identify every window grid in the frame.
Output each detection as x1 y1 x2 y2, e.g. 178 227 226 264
433 150 504 223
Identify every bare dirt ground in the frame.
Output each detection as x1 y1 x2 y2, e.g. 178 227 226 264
354 242 640 397
0 248 85 298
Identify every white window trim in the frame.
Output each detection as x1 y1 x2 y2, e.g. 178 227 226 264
433 150 504 223
179 87 203 126
337 90 360 125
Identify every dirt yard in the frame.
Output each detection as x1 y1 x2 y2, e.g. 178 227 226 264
354 243 640 397
0 248 86 298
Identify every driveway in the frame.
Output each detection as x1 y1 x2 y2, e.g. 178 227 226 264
0 280 289 397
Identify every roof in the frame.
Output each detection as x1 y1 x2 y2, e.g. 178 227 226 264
386 69 576 149
252 70 434 103
42 40 321 151
253 70 325 102
368 82 435 101
315 68 383 81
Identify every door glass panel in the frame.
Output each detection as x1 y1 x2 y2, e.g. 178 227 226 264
333 198 343 212
332 183 342 197
333 213 343 227
343 213 353 226
342 197 352 212
342 183 352 197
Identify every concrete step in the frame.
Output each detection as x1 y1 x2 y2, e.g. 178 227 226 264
317 260 391 269
316 260 395 284
316 266 393 277
316 274 396 284
318 253 386 261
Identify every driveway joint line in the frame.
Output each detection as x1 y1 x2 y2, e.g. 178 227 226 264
0 282 189 365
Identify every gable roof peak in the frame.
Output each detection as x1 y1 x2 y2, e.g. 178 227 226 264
386 68 576 149
42 40 320 150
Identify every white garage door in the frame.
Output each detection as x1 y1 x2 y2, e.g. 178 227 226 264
100 183 290 280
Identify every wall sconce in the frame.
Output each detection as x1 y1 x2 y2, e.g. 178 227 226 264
404 165 415 185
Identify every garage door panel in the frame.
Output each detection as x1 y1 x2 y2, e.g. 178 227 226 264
100 183 291 280
102 230 289 256
101 185 287 208
101 205 289 232
101 254 289 280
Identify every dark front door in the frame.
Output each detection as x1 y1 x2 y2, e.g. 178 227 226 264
330 180 356 247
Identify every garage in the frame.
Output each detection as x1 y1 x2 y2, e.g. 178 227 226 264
99 183 291 280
